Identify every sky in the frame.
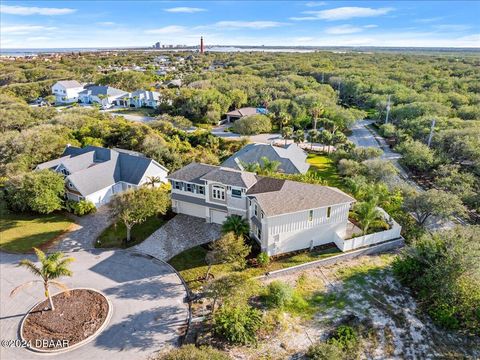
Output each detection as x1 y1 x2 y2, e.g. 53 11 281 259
1 1 479 49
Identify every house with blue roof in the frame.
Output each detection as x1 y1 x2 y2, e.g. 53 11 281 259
36 145 168 207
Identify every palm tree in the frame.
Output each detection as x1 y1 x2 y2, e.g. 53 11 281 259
308 129 319 150
281 126 294 147
317 129 333 153
240 161 260 173
277 111 291 132
259 157 281 175
11 248 74 311
293 129 305 144
310 106 324 131
354 200 382 235
221 215 250 236
145 176 162 188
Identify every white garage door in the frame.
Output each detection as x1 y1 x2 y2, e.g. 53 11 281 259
177 201 205 219
210 209 227 224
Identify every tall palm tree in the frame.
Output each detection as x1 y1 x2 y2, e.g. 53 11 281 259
221 215 250 237
259 157 281 175
293 129 305 144
281 126 293 147
277 112 291 132
354 200 382 235
145 176 162 188
310 106 324 131
11 248 74 311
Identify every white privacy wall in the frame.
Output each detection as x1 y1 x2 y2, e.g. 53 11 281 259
334 207 402 252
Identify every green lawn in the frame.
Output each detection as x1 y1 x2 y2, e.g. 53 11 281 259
306 153 342 187
169 245 340 291
95 215 165 248
0 212 74 253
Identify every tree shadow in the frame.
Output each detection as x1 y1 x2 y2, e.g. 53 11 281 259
102 276 186 301
95 306 187 351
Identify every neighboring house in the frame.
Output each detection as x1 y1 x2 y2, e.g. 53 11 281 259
36 145 168 207
123 90 161 108
222 143 310 174
225 107 268 123
78 85 129 109
52 80 84 104
167 163 358 256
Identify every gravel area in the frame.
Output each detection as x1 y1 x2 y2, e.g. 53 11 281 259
133 214 222 261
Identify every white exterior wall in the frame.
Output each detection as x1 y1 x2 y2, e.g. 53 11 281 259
52 84 83 104
85 184 115 207
249 200 352 256
138 162 168 186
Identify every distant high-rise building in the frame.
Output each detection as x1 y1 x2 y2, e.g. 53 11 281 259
155 42 161 49
200 36 204 54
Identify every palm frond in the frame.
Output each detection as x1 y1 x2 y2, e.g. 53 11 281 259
18 259 42 277
10 280 41 297
49 280 70 295
33 247 46 263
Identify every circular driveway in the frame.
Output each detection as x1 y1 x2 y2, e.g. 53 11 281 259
0 250 189 360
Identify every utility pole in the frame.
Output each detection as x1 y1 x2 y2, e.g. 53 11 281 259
385 94 391 124
427 119 436 147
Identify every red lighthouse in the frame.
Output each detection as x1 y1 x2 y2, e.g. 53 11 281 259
200 36 204 54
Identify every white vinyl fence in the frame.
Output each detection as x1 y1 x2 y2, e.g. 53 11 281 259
334 208 402 252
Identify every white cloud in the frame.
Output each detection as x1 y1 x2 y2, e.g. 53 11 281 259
214 21 287 29
294 36 315 42
415 17 444 23
145 25 186 34
433 24 471 32
2 25 57 34
325 25 363 35
305 1 326 7
295 7 393 21
164 7 206 13
364 24 378 28
0 5 76 16
26 36 51 41
97 21 116 26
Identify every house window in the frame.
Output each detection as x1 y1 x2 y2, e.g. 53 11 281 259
261 211 264 219
254 204 258 217
185 183 193 192
68 182 73 188
257 227 262 240
197 186 205 195
327 207 331 218
308 210 313 221
174 181 183 190
231 189 242 198
212 185 225 200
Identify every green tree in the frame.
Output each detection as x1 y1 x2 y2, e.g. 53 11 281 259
396 139 436 173
393 226 480 332
213 303 262 345
232 114 272 135
403 189 467 226
11 248 74 311
144 175 162 188
205 232 251 279
6 170 65 214
259 156 281 175
281 126 293 146
221 215 250 237
109 187 170 244
204 273 254 313
293 129 305 143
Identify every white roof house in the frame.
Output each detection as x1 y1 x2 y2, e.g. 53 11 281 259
36 146 168 207
52 80 85 104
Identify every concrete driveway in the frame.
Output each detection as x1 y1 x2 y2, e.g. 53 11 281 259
133 215 221 261
0 250 189 360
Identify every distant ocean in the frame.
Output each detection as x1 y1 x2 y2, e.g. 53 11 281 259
1 48 105 56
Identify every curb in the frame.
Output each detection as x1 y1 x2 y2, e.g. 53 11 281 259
19 288 113 354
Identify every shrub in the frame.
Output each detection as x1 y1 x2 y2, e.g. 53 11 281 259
393 226 480 333
213 304 262 345
157 344 230 360
379 123 396 137
232 114 272 135
65 199 96 216
328 325 359 353
265 281 294 308
257 252 270 267
306 342 344 360
338 159 362 177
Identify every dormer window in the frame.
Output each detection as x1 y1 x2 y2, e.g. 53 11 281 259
231 189 242 198
308 210 313 221
327 207 331 218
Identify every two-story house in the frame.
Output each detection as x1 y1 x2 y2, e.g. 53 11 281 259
167 163 356 256
36 146 168 207
52 80 84 104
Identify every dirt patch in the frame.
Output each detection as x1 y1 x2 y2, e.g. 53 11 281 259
22 289 109 350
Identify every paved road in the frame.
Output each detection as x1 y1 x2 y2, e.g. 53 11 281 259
349 120 455 231
0 250 188 360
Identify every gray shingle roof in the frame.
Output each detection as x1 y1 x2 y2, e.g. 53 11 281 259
56 80 83 89
201 167 258 188
167 163 218 184
226 107 261 117
222 143 310 174
36 146 164 196
79 85 128 97
247 178 355 216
